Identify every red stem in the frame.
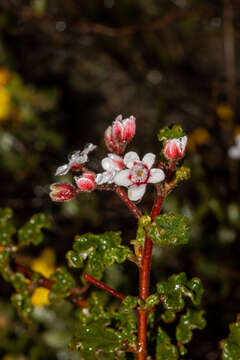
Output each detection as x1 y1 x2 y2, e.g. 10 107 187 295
84 273 126 301
115 187 142 219
137 194 164 360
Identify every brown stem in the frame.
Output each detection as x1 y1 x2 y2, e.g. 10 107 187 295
137 195 164 360
75 6 213 37
14 263 88 308
84 273 126 301
115 187 142 219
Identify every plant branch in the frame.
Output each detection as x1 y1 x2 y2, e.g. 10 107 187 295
115 187 142 219
14 263 88 308
84 273 126 301
137 194 164 359
75 6 213 37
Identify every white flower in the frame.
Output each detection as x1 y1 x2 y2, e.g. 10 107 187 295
114 151 165 201
228 135 240 160
95 154 124 185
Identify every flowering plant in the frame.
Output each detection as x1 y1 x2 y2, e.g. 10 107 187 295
0 117 209 360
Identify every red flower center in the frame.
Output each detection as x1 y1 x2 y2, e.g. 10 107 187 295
129 162 150 185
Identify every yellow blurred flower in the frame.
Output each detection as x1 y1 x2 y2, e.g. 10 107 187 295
216 104 234 122
31 248 56 278
187 127 211 152
0 87 11 120
0 68 11 86
31 287 50 306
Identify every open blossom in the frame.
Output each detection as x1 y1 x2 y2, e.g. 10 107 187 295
74 171 96 192
95 154 124 185
114 152 165 201
50 183 75 202
104 115 136 155
228 134 240 160
55 143 97 176
163 136 187 160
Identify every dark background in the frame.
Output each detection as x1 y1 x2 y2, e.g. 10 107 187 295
0 1 240 359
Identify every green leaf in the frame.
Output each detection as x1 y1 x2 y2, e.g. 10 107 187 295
136 215 151 246
50 267 75 303
176 308 206 345
70 319 128 359
0 250 10 267
175 167 191 182
156 327 179 360
10 272 34 322
71 293 137 359
158 125 185 142
145 294 160 308
122 296 138 311
156 273 204 312
0 208 16 246
11 292 33 323
148 214 190 247
221 315 240 360
18 213 51 246
67 232 133 280
161 310 176 323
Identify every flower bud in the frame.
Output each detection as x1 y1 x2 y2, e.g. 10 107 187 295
163 136 187 160
104 115 136 155
50 183 75 202
74 171 96 192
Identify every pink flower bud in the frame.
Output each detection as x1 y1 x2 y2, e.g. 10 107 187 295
50 183 75 202
104 115 136 155
163 136 188 160
74 171 96 192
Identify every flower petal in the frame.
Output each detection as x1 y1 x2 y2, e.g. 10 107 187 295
128 184 146 201
178 136 188 154
114 169 132 187
102 157 115 171
122 116 136 142
108 153 124 170
142 153 155 169
124 151 139 168
55 164 69 176
95 172 111 185
112 119 124 141
148 168 165 183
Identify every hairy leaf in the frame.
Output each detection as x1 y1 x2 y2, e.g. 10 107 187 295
50 267 75 302
67 232 133 280
0 208 16 246
71 293 137 359
10 272 33 322
156 273 204 312
176 308 206 345
70 319 127 359
156 327 179 360
158 125 185 142
148 214 190 247
18 213 51 246
221 315 240 360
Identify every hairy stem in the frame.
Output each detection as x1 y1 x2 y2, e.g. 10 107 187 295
115 187 142 219
84 273 126 300
137 195 164 359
